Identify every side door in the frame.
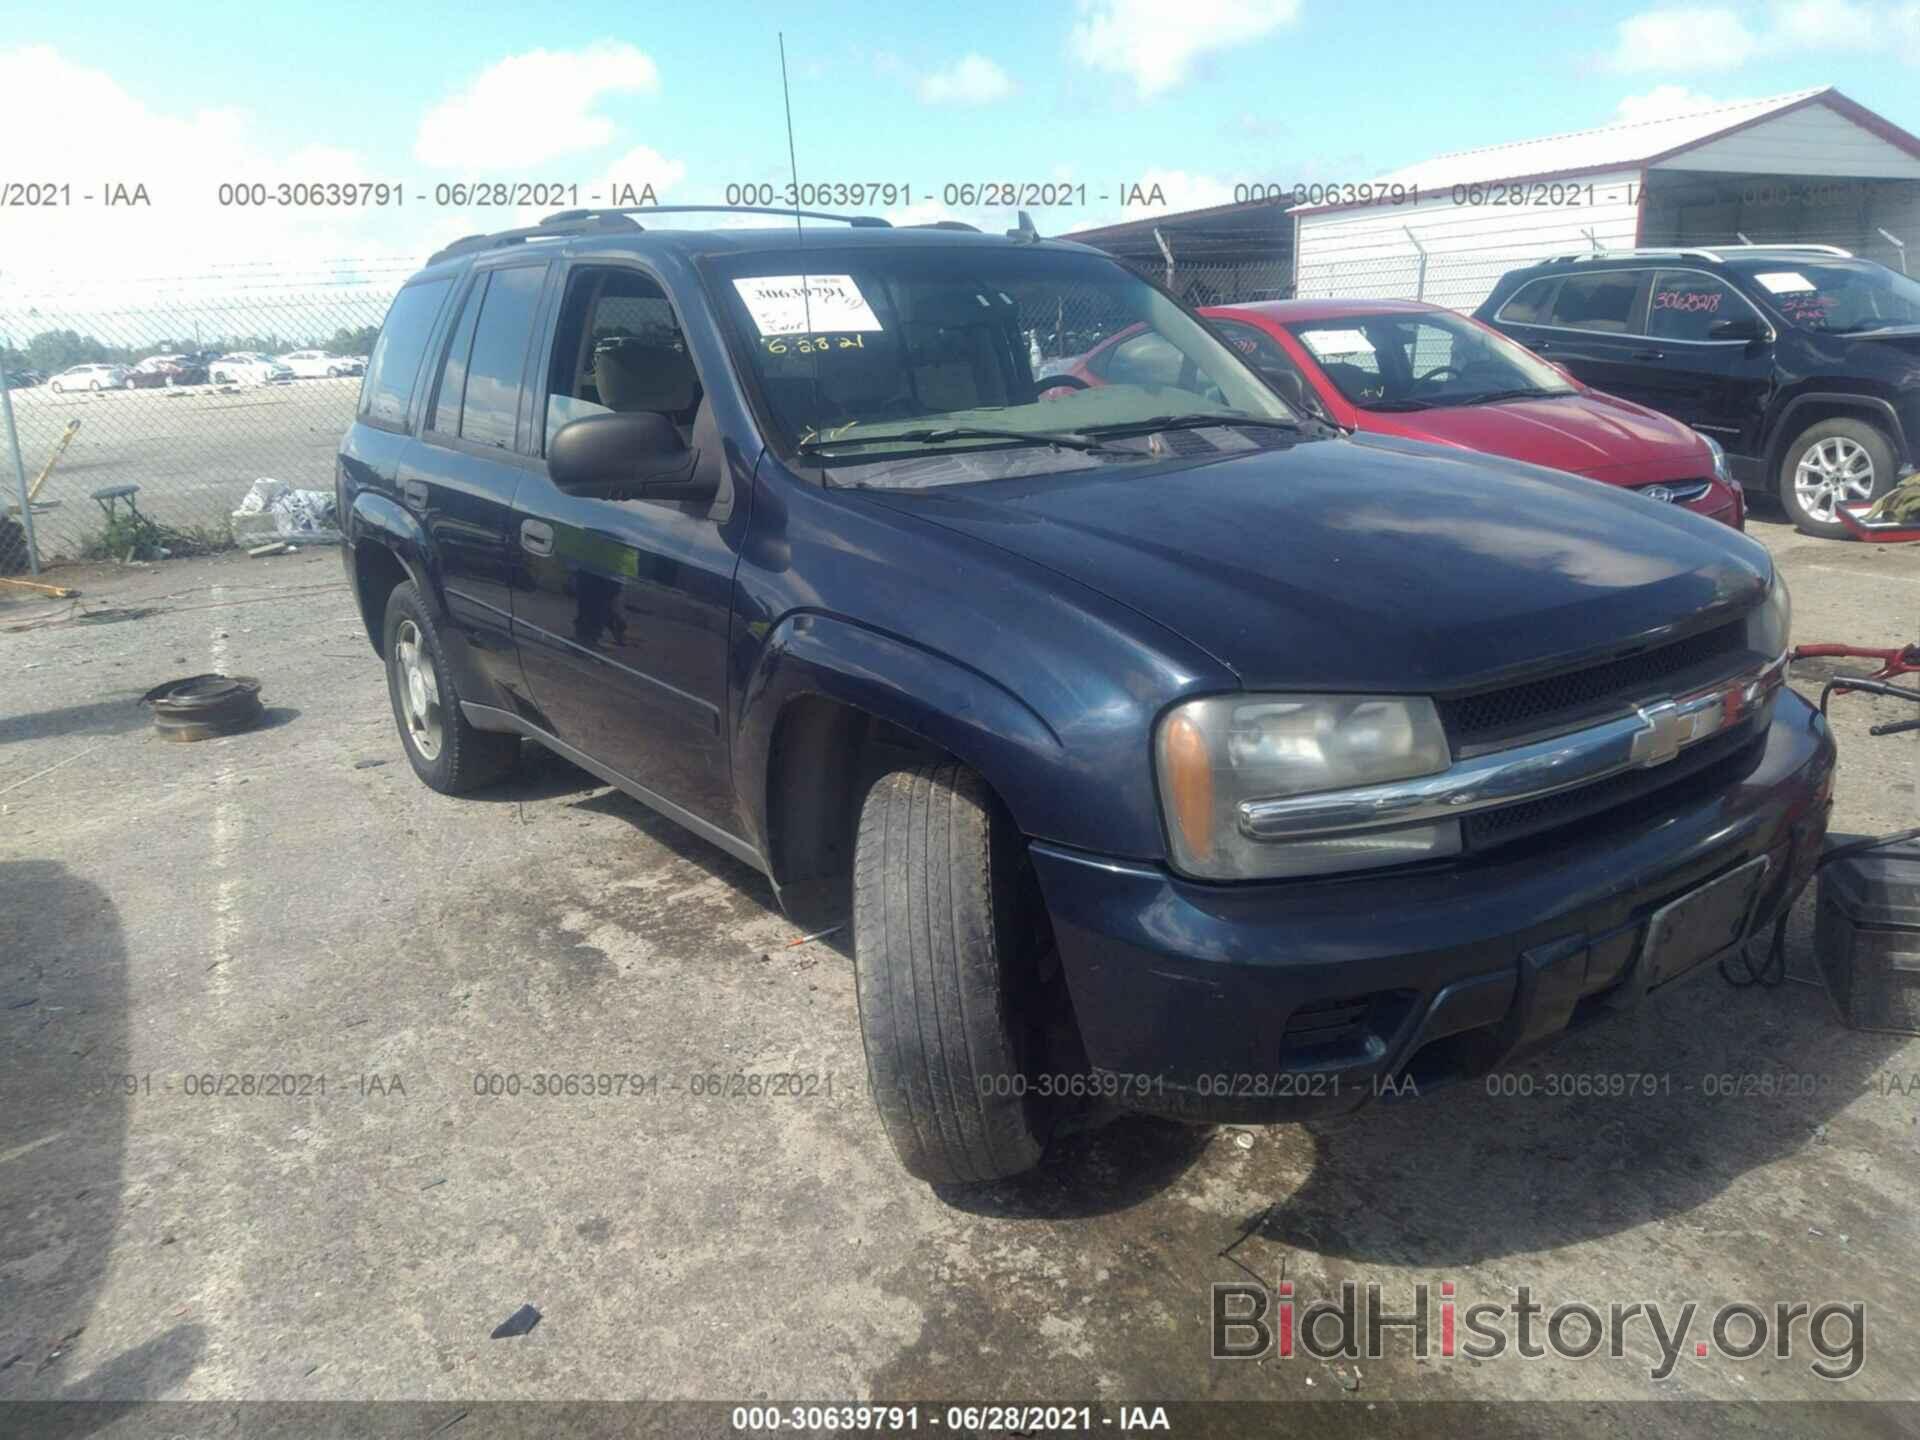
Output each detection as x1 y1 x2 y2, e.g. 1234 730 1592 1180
508 259 747 834
397 259 551 706
1637 268 1776 455
1527 268 1656 402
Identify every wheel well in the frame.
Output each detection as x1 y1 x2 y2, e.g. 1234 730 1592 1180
354 542 410 656
1768 400 1900 478
763 696 953 931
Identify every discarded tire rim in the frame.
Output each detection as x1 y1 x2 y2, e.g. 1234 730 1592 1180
140 673 264 742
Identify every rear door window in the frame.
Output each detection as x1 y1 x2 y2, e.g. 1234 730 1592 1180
1547 271 1647 334
360 277 452 427
1648 271 1749 342
457 265 547 449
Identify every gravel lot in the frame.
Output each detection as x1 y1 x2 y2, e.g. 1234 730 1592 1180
5 379 359 560
2 515 1917 1432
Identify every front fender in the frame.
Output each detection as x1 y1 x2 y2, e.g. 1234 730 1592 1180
734 612 1067 854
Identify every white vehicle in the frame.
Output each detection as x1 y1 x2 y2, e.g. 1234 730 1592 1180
48 363 129 393
209 353 295 386
277 349 363 379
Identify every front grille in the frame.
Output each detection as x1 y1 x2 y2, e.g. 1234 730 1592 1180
1631 478 1715 504
1437 619 1749 754
1463 725 1765 853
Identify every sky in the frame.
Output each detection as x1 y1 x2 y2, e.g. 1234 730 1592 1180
2 0 1919 312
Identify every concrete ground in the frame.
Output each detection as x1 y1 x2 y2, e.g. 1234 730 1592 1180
2 514 1917 1428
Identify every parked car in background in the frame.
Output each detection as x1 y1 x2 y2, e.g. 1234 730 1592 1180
340 208 1825 1186
3 369 43 389
128 354 209 388
1161 299 1743 529
279 349 365 378
1476 245 1920 537
48 363 129 393
209 353 294 386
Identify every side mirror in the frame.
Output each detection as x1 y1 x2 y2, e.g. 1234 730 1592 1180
547 411 715 502
1708 316 1766 342
1263 367 1325 419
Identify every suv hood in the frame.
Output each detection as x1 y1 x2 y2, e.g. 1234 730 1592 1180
865 433 1767 694
1376 390 1705 478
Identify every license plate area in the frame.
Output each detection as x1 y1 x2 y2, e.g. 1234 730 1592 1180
1641 855 1771 989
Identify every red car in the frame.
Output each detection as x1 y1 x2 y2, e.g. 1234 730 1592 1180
1055 299 1743 529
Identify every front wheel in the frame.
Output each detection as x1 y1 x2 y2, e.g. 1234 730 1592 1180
382 581 518 794
852 761 1053 1184
50 382 62 393
1779 417 1895 538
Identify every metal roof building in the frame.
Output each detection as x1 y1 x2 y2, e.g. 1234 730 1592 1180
1287 86 1920 311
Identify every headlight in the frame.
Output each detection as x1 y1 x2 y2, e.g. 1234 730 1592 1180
1155 694 1455 880
1698 431 1733 487
1746 571 1791 660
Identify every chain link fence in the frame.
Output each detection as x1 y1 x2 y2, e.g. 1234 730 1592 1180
1 260 417 573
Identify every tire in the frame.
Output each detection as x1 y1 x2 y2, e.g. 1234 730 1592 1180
853 761 1051 1184
89 380 101 392
50 382 62 394
1778 417 1895 539
382 581 518 794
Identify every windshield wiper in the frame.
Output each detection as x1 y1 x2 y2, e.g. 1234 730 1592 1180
1455 387 1569 406
1355 398 1436 412
796 425 1116 455
1075 412 1305 439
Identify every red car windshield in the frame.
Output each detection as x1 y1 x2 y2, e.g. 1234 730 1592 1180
1285 311 1571 412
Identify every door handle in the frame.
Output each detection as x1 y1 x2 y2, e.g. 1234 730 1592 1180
520 519 554 557
1532 339 1551 352
1631 350 1665 361
401 478 428 509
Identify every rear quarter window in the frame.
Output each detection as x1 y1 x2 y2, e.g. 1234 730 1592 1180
360 276 453 428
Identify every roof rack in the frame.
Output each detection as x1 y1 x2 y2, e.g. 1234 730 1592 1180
425 205 894 267
1543 243 1854 265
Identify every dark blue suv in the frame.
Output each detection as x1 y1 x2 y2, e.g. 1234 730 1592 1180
1477 245 1920 538
341 208 1833 1184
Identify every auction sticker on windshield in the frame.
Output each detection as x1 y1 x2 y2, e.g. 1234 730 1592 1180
732 275 884 335
1298 328 1376 357
1754 271 1816 294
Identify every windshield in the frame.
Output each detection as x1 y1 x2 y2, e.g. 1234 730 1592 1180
1285 310 1572 411
1737 261 1920 333
704 245 1300 484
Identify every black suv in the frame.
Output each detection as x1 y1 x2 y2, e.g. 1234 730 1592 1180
1477 245 1920 537
340 207 1830 1185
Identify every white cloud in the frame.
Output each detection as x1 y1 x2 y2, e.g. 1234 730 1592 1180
414 42 659 168
1068 0 1303 97
916 53 1015 105
1773 0 1877 45
1605 0 1889 72
1605 8 1762 72
0 45 405 300
1614 84 1728 122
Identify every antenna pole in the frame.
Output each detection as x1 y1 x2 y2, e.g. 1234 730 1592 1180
777 34 814 333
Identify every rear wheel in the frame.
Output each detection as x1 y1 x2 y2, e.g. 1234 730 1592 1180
1779 417 1895 538
852 761 1053 1184
382 581 518 794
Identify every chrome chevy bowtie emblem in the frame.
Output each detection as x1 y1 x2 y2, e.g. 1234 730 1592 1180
1630 677 1752 768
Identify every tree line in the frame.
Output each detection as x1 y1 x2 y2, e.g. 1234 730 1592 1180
2 324 383 376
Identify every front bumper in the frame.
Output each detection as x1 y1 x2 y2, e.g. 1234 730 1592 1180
1031 690 1835 1124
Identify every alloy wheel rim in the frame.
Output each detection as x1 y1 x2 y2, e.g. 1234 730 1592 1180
394 620 443 761
1793 436 1875 523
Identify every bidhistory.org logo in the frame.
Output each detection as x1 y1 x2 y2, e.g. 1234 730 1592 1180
1212 1279 1865 1381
